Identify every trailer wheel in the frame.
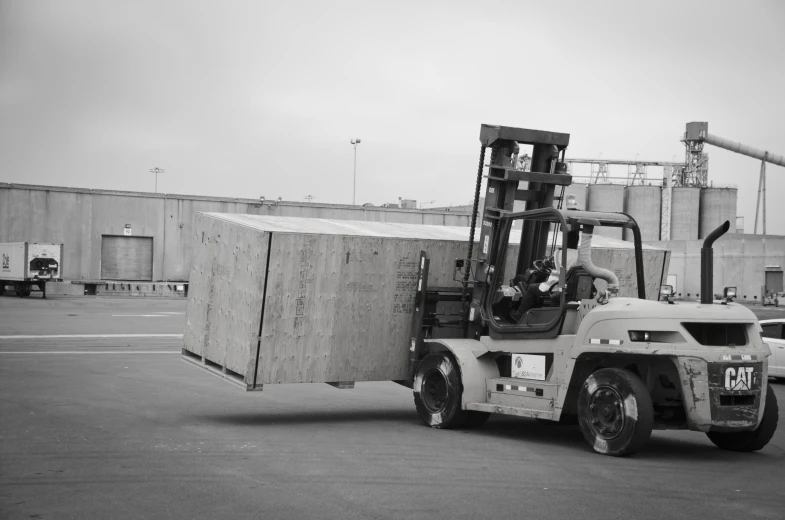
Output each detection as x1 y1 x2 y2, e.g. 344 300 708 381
414 353 485 429
578 368 653 457
706 384 779 452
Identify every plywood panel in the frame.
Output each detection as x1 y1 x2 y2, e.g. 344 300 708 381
183 213 268 377
255 234 469 384
100 236 153 280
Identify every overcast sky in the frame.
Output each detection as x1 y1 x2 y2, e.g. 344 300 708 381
1 0 784 234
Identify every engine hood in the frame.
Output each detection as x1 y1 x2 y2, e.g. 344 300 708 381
586 298 758 323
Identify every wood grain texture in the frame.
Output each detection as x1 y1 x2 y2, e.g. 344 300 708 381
254 235 470 384
183 214 268 379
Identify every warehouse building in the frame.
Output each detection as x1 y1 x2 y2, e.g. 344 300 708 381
0 183 469 282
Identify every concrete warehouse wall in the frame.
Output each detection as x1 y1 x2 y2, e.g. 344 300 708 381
0 183 472 281
652 234 785 302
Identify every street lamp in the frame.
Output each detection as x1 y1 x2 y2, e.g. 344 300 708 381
350 138 361 205
149 167 165 193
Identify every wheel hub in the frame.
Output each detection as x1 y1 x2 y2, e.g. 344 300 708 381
421 368 448 414
588 386 624 440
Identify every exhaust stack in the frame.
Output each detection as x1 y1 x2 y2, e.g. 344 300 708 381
701 220 730 304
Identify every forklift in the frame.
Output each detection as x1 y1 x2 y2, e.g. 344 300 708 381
408 124 778 456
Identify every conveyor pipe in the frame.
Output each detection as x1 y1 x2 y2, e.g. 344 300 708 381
703 133 785 167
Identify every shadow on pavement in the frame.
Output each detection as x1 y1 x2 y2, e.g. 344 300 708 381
190 409 420 427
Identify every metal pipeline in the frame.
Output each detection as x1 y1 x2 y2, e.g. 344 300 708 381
578 230 619 293
700 220 730 304
704 133 785 167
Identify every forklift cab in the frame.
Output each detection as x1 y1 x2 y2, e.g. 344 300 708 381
482 208 646 340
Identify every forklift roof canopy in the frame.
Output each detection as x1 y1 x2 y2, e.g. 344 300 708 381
505 208 639 230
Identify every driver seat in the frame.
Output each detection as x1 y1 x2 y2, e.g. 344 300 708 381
538 266 594 307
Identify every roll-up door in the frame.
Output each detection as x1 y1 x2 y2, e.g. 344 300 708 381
101 236 153 280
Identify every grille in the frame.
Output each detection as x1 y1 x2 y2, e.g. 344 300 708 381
682 323 747 346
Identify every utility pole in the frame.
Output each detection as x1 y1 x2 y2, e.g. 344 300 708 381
149 167 165 193
304 195 315 203
754 156 767 234
350 138 362 205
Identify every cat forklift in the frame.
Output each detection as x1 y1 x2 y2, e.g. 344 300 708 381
408 124 778 456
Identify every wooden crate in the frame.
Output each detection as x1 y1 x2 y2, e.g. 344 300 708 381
183 213 669 390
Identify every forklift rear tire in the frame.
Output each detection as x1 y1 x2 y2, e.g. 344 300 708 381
578 368 654 457
413 353 488 429
706 383 778 452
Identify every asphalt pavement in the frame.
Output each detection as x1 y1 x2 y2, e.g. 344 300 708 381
1 296 784 520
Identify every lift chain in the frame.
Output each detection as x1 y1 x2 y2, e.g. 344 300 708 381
463 144 486 301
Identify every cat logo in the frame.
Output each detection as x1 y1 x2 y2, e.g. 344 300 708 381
515 357 523 369
725 366 754 391
1 253 9 270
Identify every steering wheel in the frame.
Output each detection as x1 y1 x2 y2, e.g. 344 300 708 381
532 258 552 275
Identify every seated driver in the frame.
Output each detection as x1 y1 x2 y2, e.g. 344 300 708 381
516 231 580 318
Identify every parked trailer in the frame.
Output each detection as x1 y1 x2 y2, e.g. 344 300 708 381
0 242 63 298
182 213 669 389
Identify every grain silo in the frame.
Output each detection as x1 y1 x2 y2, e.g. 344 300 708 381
623 185 661 242
587 184 624 238
700 187 737 238
669 187 700 240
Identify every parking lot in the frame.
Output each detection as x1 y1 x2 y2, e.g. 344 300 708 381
1 296 783 520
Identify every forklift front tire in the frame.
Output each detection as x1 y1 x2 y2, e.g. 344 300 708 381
414 353 487 429
706 383 778 452
577 368 654 457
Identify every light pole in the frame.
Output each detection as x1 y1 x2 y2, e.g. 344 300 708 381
350 138 361 205
149 167 165 193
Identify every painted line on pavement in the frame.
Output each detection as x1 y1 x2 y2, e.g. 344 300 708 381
0 351 181 354
0 334 184 339
111 315 171 317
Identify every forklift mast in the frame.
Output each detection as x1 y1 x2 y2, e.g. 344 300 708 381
466 125 571 338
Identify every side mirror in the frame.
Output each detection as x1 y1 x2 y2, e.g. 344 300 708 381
723 286 737 304
659 285 674 304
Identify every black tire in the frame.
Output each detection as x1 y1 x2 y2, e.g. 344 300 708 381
413 353 488 429
578 368 654 456
706 384 779 452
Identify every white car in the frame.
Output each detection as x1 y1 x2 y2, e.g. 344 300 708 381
761 319 785 379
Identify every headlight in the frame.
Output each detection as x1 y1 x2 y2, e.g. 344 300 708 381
629 331 650 342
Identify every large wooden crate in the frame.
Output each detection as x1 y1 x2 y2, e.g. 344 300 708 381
183 213 669 390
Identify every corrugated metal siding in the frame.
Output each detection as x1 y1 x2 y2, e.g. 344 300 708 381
100 236 153 281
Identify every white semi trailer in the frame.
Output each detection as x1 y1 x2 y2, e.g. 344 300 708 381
0 242 63 298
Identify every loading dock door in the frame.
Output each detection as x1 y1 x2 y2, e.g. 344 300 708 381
101 236 153 280
766 271 783 293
